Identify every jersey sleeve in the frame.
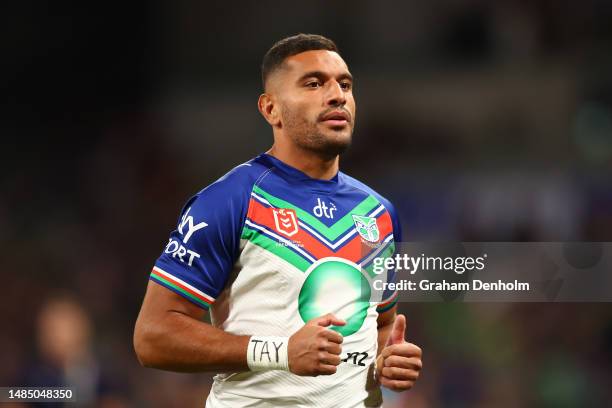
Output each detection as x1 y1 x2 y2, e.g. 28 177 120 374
150 178 249 310
376 200 402 313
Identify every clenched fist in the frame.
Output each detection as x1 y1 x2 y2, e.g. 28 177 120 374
288 313 345 376
376 314 422 391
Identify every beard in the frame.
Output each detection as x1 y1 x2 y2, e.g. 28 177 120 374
281 104 353 160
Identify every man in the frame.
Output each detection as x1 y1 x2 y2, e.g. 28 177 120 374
134 33 422 407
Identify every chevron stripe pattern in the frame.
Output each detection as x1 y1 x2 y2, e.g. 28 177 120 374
241 186 395 273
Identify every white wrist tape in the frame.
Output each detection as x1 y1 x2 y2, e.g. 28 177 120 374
247 336 290 371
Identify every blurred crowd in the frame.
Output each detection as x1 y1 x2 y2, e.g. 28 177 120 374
2 0 612 406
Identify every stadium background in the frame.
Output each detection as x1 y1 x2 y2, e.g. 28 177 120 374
2 1 612 406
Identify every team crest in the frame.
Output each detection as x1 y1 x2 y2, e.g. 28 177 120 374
273 208 299 237
352 215 379 243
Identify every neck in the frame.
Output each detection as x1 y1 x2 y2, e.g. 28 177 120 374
267 143 339 180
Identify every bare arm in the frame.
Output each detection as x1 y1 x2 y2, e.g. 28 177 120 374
376 305 396 356
133 280 250 372
133 280 345 375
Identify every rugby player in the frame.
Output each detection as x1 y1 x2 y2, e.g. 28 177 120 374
134 33 422 407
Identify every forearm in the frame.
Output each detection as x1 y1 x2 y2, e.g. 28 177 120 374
377 322 393 356
134 310 250 373
376 310 396 357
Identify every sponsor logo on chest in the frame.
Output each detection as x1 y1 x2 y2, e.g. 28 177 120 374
313 198 337 219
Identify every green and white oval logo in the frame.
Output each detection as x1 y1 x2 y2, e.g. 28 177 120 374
298 258 371 337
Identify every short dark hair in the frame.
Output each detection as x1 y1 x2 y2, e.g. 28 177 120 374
261 34 339 89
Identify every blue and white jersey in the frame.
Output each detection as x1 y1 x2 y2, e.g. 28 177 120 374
150 153 401 407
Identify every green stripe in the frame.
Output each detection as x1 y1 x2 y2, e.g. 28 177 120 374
376 298 397 313
253 185 381 241
150 273 210 309
241 226 311 272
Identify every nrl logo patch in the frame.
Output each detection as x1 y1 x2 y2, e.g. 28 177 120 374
352 215 380 243
273 208 299 237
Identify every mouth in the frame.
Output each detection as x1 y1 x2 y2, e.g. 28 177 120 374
320 110 351 127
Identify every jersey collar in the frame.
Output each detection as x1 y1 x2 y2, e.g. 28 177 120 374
257 153 340 193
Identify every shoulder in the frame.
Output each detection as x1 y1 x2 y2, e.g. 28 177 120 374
339 172 397 215
199 157 272 196
339 172 402 240
182 157 274 219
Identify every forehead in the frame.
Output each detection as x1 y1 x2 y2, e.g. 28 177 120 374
282 50 350 78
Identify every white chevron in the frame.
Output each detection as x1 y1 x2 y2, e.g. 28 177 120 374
250 192 386 251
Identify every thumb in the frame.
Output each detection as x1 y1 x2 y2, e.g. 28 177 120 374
312 313 346 327
386 314 406 346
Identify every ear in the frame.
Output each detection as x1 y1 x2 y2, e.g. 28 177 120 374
258 93 281 127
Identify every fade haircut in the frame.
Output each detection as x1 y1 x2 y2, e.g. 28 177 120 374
261 34 339 90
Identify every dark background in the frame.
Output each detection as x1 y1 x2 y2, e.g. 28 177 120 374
2 1 612 406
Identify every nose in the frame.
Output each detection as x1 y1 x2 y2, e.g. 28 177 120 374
324 80 346 107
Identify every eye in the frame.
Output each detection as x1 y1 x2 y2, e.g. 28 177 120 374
340 81 352 90
306 81 321 88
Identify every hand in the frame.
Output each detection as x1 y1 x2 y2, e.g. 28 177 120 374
376 314 422 392
288 313 345 376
